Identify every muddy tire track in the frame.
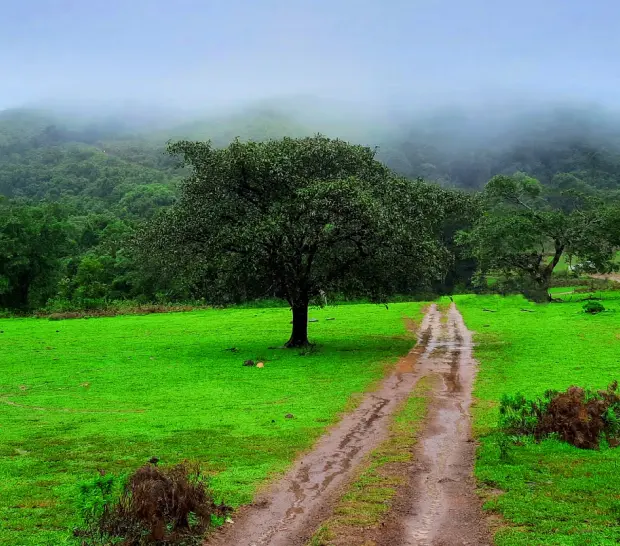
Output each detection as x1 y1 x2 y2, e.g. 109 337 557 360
205 306 440 546
376 304 491 546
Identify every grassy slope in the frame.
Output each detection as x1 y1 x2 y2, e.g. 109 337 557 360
456 293 620 545
0 303 421 545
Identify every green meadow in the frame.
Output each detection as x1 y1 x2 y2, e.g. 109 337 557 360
457 292 620 545
5 292 620 545
0 303 422 545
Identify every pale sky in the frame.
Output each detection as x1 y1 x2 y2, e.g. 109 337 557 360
2 0 619 110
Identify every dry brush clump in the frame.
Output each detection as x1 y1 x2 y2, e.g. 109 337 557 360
43 304 199 321
75 461 231 545
499 381 620 449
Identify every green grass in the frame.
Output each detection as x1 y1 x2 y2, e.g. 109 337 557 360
0 302 423 545
455 292 620 545
309 376 432 545
548 286 580 295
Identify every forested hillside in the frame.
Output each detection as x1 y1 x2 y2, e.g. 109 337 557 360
2 99 620 311
381 104 620 191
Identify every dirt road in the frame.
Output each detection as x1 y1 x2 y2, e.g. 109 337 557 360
206 304 489 546
589 273 620 283
377 304 491 546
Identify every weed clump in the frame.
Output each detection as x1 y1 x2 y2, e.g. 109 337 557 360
582 300 605 314
75 462 231 545
499 382 620 449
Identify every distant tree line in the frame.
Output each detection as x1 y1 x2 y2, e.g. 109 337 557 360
1 105 620 319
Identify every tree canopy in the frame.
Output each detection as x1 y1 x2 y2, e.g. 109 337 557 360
2 104 620 312
140 135 457 346
457 173 619 301
0 200 70 309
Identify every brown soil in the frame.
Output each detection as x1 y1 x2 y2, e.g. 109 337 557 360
40 304 200 321
206 304 490 546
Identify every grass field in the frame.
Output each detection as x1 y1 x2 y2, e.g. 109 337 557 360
456 292 620 545
0 303 422 545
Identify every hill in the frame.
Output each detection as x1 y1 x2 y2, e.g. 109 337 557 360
4 98 620 205
2 97 620 310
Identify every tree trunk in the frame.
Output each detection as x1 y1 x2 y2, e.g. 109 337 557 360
541 276 553 302
286 302 309 348
530 273 552 302
540 242 564 302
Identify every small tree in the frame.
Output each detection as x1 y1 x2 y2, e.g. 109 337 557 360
457 173 618 301
140 136 454 347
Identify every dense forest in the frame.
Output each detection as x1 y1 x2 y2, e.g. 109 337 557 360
2 99 620 311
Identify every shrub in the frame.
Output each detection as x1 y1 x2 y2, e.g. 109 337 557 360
498 392 546 436
583 300 605 314
77 472 123 531
74 462 231 545
498 382 620 449
537 385 620 448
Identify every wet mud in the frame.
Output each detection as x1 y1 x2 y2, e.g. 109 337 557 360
376 304 491 546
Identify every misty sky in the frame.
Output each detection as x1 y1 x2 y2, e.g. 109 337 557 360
2 0 619 110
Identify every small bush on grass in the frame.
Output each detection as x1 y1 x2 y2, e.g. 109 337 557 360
583 300 605 314
498 382 620 449
498 392 544 436
74 462 231 545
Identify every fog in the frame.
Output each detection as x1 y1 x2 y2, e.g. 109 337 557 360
2 0 620 115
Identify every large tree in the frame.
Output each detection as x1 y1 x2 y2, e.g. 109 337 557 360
140 135 455 347
457 173 619 301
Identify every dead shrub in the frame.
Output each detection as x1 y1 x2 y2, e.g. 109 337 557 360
538 386 614 448
498 381 620 450
49 311 83 320
42 305 200 321
76 462 231 545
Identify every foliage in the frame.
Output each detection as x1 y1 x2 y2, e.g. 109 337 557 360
379 104 620 191
583 300 606 314
76 472 126 543
0 112 184 311
140 135 455 346
457 173 620 301
0 200 71 308
498 392 544 436
3 105 620 312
